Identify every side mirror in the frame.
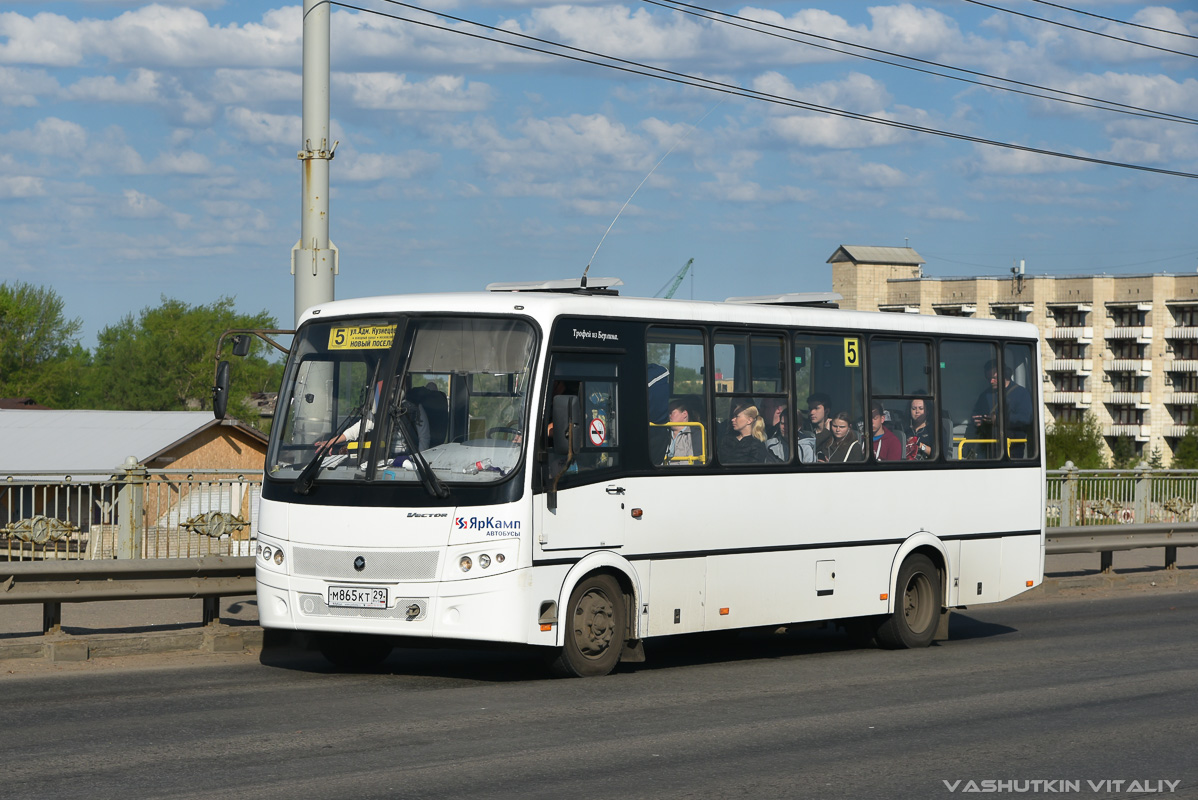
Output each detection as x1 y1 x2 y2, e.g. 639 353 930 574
231 334 251 357
212 361 231 420
552 394 582 456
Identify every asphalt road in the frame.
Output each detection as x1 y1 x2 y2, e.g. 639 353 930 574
3 589 1197 800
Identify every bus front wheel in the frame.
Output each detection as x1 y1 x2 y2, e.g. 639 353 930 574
874 554 941 650
550 574 627 678
315 632 394 670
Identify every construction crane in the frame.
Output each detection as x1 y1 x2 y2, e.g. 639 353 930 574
654 258 694 299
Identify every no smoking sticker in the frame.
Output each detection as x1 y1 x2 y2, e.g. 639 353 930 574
588 417 607 446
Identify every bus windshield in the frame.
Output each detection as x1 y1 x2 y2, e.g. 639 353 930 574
267 316 536 486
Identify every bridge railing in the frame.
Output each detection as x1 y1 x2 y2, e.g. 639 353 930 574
1047 463 1198 528
1 460 261 562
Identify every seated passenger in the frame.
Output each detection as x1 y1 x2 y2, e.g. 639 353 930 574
823 411 864 462
765 404 789 461
800 392 834 457
869 399 902 461
663 398 697 465
906 396 935 460
719 402 779 464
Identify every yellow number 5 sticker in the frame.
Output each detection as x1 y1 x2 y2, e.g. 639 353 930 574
843 337 860 368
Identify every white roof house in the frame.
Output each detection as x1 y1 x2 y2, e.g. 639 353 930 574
0 410 266 475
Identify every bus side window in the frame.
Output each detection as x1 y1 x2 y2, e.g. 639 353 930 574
647 327 708 467
940 340 1001 461
714 332 787 467
1003 343 1038 460
795 332 865 465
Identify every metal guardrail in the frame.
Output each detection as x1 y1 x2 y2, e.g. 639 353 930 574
0 556 255 634
1047 522 1198 573
2 464 261 561
1046 465 1198 528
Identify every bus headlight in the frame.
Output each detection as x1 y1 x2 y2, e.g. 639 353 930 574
479 554 492 569
459 556 473 572
273 549 285 566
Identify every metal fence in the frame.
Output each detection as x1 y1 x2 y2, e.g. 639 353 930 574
1 460 261 561
1047 464 1198 528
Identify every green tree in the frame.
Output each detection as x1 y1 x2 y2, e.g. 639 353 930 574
89 297 283 425
1147 447 1164 469
0 282 84 403
1172 414 1198 469
1109 435 1137 470
1044 414 1106 469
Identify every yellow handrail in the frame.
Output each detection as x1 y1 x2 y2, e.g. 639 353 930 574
650 421 707 465
955 437 1028 459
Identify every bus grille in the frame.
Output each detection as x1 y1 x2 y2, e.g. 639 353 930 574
291 546 440 581
298 594 428 620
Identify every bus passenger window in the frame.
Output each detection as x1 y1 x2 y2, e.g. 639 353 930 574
940 340 1001 461
1003 343 1037 460
714 331 787 467
794 333 865 465
647 328 708 467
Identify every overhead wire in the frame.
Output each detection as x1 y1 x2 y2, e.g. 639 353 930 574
644 0 1198 126
331 1 1198 180
1030 0 1198 41
960 0 1198 59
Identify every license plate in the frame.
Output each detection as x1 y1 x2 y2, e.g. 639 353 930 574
327 585 389 609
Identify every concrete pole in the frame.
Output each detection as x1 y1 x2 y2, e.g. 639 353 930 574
293 0 338 325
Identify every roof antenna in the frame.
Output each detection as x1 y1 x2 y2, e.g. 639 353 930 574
582 99 724 286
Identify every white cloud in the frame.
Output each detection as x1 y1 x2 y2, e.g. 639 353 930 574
337 72 491 112
339 150 442 181
117 188 188 227
226 107 300 147
152 151 210 174
966 143 1091 176
60 67 161 103
0 175 46 198
0 117 88 156
0 66 58 106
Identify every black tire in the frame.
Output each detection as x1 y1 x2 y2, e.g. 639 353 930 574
874 554 941 650
549 574 627 678
315 632 394 670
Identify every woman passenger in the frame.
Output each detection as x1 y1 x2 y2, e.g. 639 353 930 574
823 411 864 462
906 396 934 460
719 402 776 464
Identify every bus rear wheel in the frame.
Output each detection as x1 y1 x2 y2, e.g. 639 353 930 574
315 632 394 670
550 574 627 678
874 554 940 650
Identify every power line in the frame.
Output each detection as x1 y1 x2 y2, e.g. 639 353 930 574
646 0 1198 126
1029 0 1198 42
961 0 1198 60
332 1 1198 180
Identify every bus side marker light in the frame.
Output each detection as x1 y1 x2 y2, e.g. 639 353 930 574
631 508 643 519
880 593 888 601
719 608 729 616
1026 580 1034 587
540 624 553 631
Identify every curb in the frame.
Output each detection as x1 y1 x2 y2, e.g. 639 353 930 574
1 626 264 664
2 570 1195 664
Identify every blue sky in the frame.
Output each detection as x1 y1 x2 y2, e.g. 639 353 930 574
1 0 1196 343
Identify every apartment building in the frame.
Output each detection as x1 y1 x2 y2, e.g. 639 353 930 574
828 244 1198 466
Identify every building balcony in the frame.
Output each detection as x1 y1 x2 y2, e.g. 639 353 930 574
1044 359 1093 374
1044 391 1091 408
1103 391 1151 408
932 303 976 316
1104 326 1153 343
1166 392 1198 406
1165 425 1194 438
1102 359 1152 375
1103 424 1150 442
1044 326 1093 343
1165 326 1198 340
878 304 920 314
1164 359 1198 373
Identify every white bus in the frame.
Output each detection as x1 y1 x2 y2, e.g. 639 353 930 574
249 279 1045 676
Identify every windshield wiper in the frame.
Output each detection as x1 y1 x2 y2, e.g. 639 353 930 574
293 362 381 496
390 399 450 499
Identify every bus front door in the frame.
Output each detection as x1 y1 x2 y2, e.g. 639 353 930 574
538 358 627 552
